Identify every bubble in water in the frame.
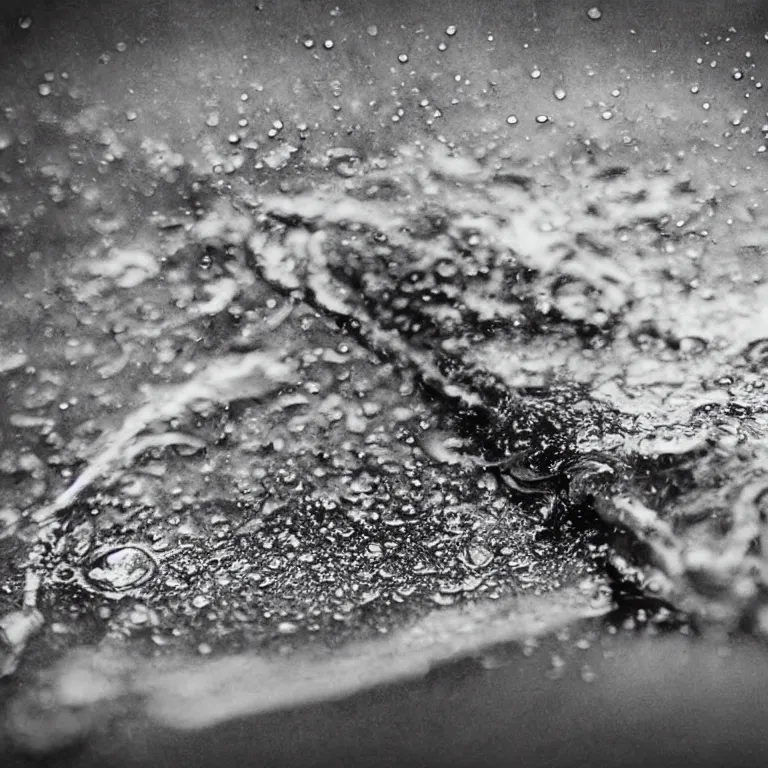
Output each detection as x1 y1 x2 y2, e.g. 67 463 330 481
601 109 613 120
506 114 519 125
587 7 602 20
530 68 542 79
398 53 409 64
323 39 334 49
438 42 448 51
303 38 315 49
126 110 137 121
116 41 127 52
18 16 32 29
732 68 744 81
553 86 567 100
535 114 549 123
690 84 700 94
445 25 457 36
85 546 158 592
367 25 378 36
38 83 52 97
205 112 220 127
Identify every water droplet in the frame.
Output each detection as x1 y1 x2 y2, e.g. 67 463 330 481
530 68 542 79
0 129 15 151
601 109 613 120
553 86 567 100
18 17 32 29
38 83 52 97
535 114 549 123
437 42 448 51
367 25 378 36
126 110 137 121
205 112 220 128
303 38 314 49
587 7 602 20
732 68 744 81
445 25 457 36
398 53 409 64
85 546 158 592
116 41 127 52
323 39 334 49
506 115 518 125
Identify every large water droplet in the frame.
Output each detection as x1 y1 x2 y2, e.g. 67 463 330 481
85 546 158 592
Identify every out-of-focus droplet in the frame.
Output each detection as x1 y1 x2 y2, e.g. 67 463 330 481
554 87 567 100
323 39 334 49
445 25 457 36
38 83 52 97
367 25 378 36
18 16 32 29
587 7 602 20
601 109 613 120
398 53 409 64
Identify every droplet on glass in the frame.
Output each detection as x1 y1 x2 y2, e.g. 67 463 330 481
587 7 602 20
506 114 519 125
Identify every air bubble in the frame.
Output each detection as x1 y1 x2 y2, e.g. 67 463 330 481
553 87 567 100
535 114 549 123
506 114 519 125
324 39 334 49
587 7 602 20
530 68 542 79
18 17 32 29
398 53 409 64
446 25 457 36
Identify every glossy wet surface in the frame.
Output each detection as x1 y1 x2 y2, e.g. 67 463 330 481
1 0 768 763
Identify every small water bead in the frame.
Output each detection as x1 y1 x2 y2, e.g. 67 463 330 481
116 41 127 52
126 110 137 121
367 25 378 36
702 102 711 110
446 25 457 36
205 112 220 127
43 71 55 82
303 38 315 49
18 17 32 29
0 130 14 151
323 39 334 49
553 87 567 100
733 68 744 81
506 114 519 125
398 53 409 64
437 42 448 51
535 114 549 123
530 68 542 79
587 7 602 20
691 84 700 94
601 109 613 120
38 83 52 97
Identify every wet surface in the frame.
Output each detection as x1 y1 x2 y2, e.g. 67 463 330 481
1 0 768 763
